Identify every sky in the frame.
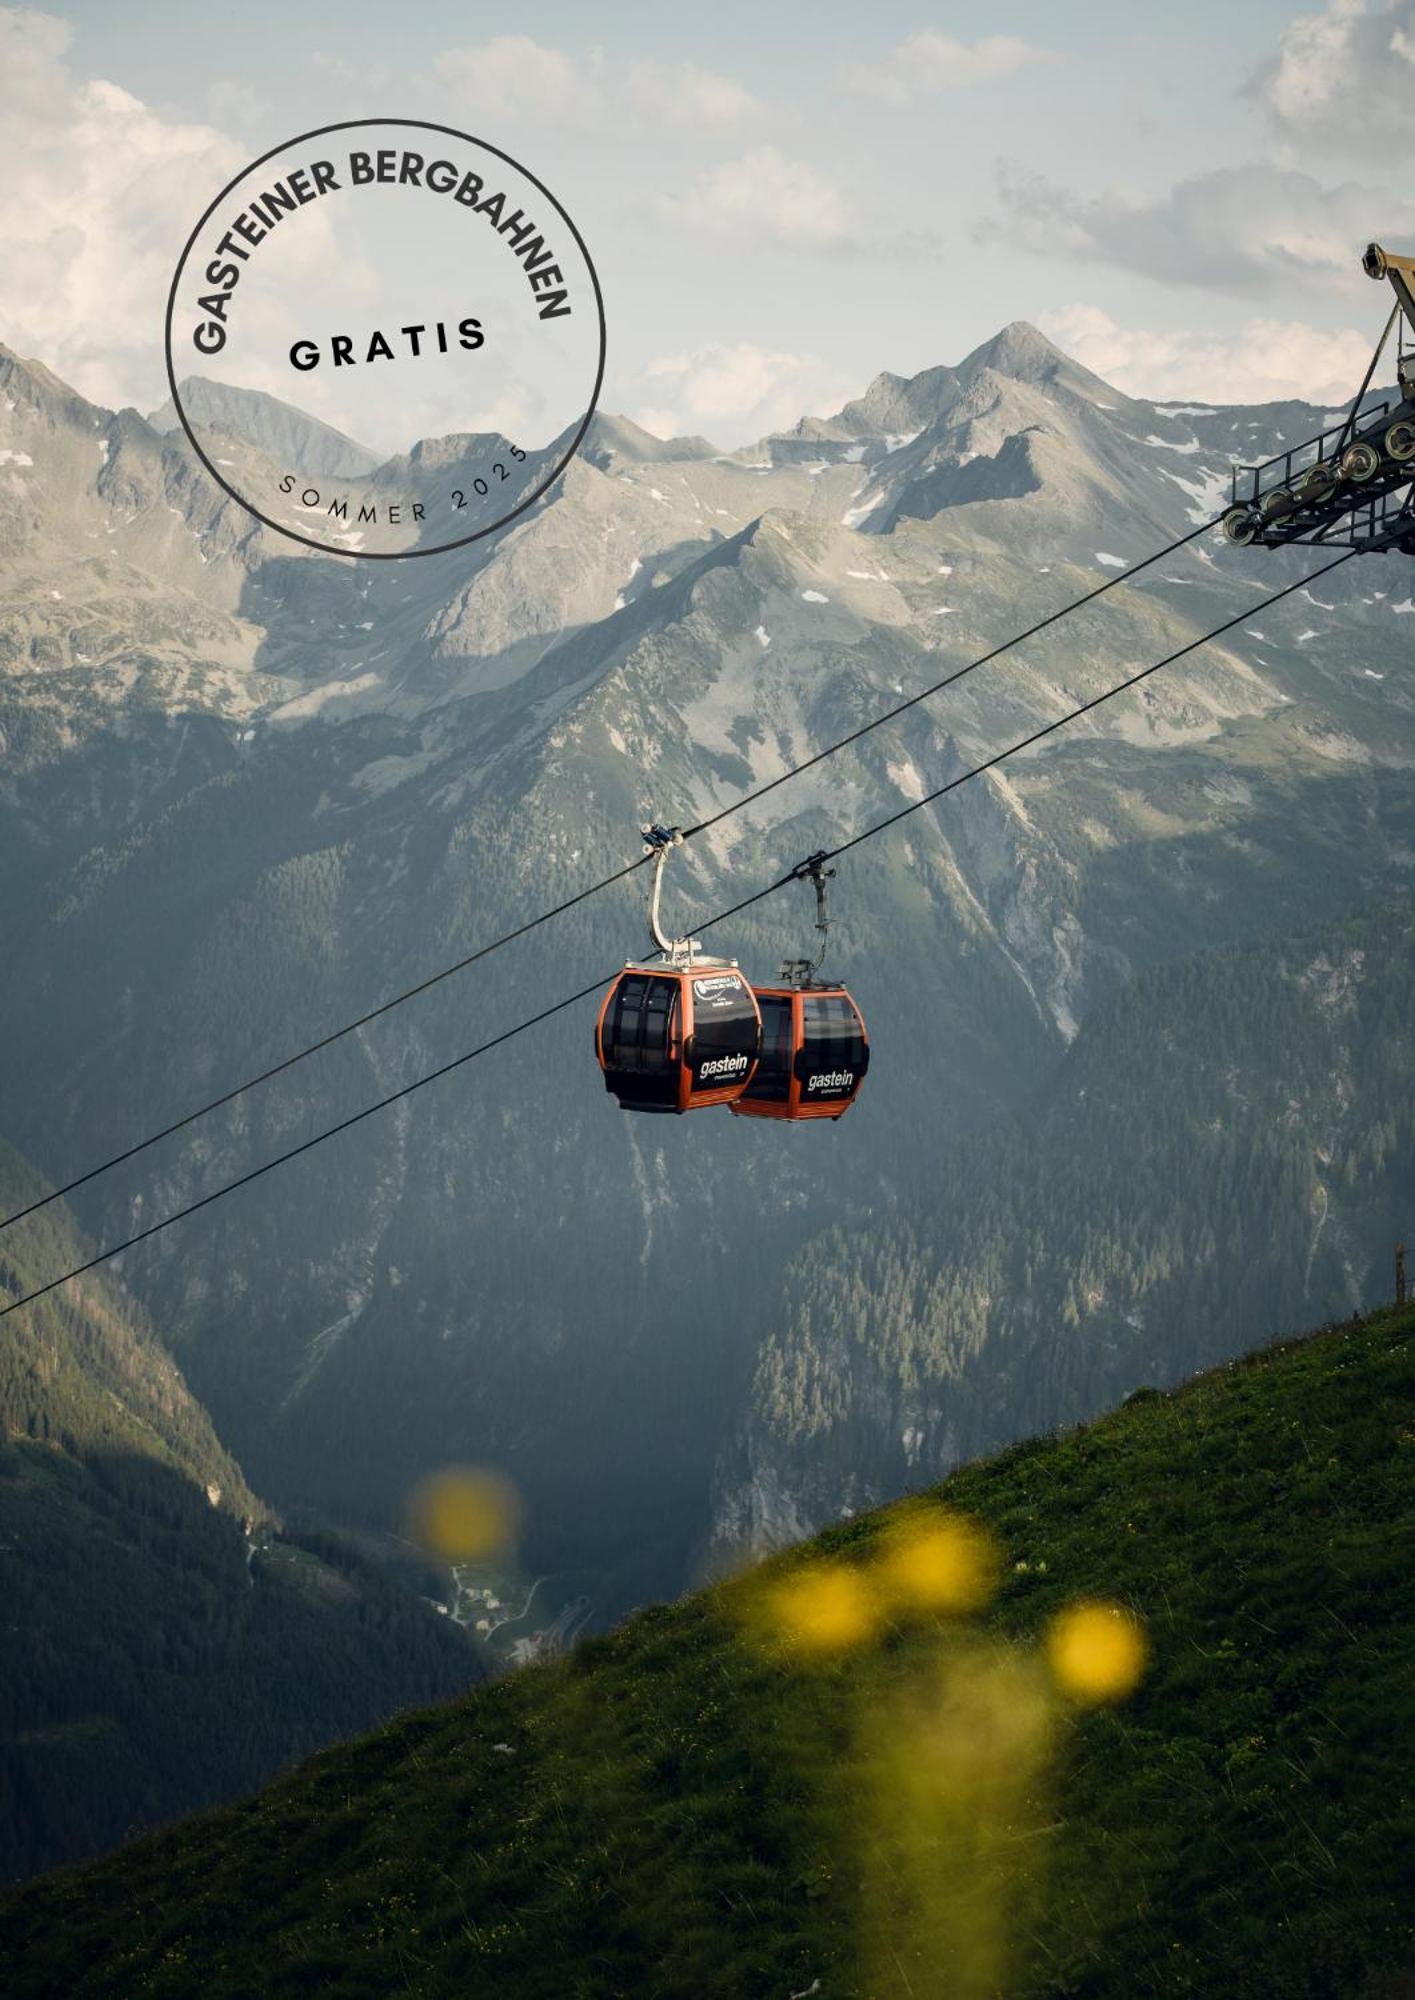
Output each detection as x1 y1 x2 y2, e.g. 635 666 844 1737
2 0 1414 446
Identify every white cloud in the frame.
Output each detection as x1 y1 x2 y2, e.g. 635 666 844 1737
0 7 243 409
202 79 270 136
656 147 857 251
437 36 584 121
846 30 1055 102
1246 0 1415 153
627 343 857 448
622 60 762 125
310 49 397 93
1044 303 1375 406
989 160 1415 293
435 36 762 130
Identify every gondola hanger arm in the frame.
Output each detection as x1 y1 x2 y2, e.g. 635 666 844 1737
782 850 836 986
640 822 700 965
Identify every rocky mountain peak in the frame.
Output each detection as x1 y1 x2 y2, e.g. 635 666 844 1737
836 363 962 439
582 413 717 468
956 319 1128 408
0 343 106 427
965 319 1064 377
146 376 383 481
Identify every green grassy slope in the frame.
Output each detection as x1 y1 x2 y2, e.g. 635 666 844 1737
3 1306 1411 1999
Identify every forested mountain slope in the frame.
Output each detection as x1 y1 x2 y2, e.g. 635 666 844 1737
3 320 1414 1627
0 1141 481 1884
4 1306 1409 1999
715 894 1415 1552
0 1137 258 1508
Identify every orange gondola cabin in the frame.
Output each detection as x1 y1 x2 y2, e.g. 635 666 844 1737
730 981 869 1122
731 849 870 1123
595 959 761 1113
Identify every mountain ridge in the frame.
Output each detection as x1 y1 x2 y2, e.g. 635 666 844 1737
146 376 384 480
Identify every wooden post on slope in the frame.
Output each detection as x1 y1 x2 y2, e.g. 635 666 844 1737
1398 1242 1407 1308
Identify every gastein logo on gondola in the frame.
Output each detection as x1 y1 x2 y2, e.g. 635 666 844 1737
165 118 606 560
698 1053 750 1080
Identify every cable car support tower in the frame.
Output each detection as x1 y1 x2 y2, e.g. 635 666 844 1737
1223 242 1415 557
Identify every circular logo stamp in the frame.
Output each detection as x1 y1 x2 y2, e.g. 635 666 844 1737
164 117 605 560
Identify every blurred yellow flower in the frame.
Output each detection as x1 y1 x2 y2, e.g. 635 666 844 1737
1045 1600 1147 1704
769 1561 877 1654
856 1642 1055 1997
877 1509 1000 1616
407 1466 520 1561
